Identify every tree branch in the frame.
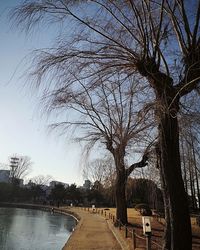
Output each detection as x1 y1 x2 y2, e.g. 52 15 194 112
125 153 148 178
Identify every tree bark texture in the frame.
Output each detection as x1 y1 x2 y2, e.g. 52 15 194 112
158 107 192 250
115 168 128 225
113 152 128 225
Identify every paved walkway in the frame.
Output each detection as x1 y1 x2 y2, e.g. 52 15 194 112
62 207 123 250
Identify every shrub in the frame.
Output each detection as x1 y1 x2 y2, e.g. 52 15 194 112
135 203 152 216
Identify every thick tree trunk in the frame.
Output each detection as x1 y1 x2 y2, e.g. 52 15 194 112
115 168 128 225
137 62 193 248
156 143 171 249
110 145 148 226
160 169 171 250
159 110 192 250
112 150 128 225
163 200 171 250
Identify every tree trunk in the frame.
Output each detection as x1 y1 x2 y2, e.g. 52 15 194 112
187 143 197 210
156 144 171 249
191 133 200 209
113 151 128 225
115 168 128 225
163 195 171 250
194 161 200 210
181 138 188 194
159 109 192 250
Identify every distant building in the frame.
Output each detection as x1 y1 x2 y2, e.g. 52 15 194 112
50 181 69 189
0 170 10 183
83 180 91 190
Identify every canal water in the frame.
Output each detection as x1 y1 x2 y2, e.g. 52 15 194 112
0 207 77 250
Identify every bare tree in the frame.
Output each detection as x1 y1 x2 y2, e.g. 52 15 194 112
12 1 200 248
50 76 152 223
83 157 113 184
28 175 52 202
180 118 200 210
178 94 200 210
29 175 52 186
83 156 116 204
102 157 116 189
9 155 32 180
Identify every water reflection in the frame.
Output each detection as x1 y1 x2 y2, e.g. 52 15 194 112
0 207 76 250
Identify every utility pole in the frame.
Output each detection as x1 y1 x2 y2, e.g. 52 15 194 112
9 157 19 182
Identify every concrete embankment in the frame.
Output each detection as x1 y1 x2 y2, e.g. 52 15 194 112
0 202 80 221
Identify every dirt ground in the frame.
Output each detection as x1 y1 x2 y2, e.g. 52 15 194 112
62 207 123 250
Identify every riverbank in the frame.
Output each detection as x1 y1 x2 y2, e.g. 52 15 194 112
0 203 124 249
1 203 200 249
0 202 80 221
0 205 76 250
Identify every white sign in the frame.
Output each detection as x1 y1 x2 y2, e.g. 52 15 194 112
142 216 151 234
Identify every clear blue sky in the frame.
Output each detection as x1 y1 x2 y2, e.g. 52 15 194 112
0 0 84 185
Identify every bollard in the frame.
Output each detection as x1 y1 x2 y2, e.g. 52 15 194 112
125 225 128 238
132 229 136 250
196 216 200 226
146 233 151 250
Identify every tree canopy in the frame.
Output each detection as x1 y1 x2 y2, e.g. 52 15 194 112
12 1 200 249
